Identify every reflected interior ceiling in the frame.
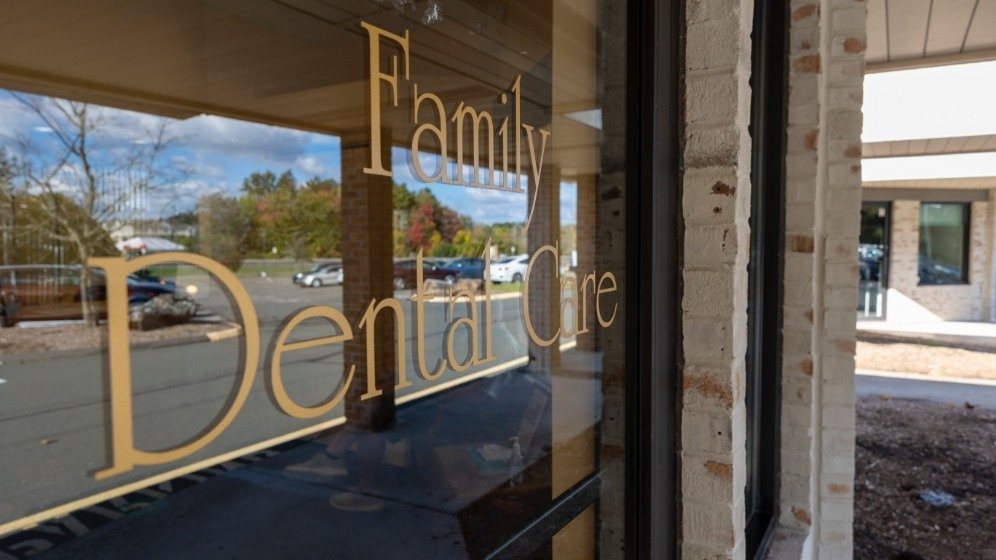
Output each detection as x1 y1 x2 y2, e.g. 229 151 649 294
0 0 601 176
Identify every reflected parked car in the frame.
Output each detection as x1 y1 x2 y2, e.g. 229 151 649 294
393 259 455 290
490 254 528 283
439 257 486 280
295 263 343 288
0 265 176 326
918 256 964 285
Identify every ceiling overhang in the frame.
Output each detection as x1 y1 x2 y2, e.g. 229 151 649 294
866 0 996 73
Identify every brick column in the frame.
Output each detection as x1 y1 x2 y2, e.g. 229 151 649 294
774 2 866 558
680 1 755 557
526 164 561 373
341 130 396 432
988 190 996 322
595 3 629 556
575 173 601 352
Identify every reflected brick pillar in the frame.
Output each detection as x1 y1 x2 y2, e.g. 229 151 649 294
575 174 601 352
341 130 395 431
526 164 561 373
598 2 629 555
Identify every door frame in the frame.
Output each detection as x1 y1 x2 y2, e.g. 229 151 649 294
860 200 891 319
627 0 681 558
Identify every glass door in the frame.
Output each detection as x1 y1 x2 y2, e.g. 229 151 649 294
0 1 661 558
858 202 890 319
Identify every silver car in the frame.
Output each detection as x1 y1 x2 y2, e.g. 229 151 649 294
294 264 343 287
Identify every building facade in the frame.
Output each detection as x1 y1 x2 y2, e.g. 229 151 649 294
0 1 868 559
858 3 996 326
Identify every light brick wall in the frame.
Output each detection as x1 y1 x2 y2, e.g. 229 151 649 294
887 199 989 322
772 1 865 559
683 1 864 558
988 189 996 322
681 0 754 557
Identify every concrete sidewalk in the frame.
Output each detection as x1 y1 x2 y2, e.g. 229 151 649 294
856 369 996 410
857 320 996 351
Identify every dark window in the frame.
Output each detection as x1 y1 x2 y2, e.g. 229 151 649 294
918 202 970 285
746 0 786 556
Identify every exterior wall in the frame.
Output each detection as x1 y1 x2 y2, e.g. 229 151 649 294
988 190 996 322
771 1 865 559
682 0 865 557
886 199 990 322
681 0 754 558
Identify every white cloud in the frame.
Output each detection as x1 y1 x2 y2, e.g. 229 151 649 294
294 154 338 178
0 95 47 139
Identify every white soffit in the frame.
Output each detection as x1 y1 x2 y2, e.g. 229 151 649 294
863 60 996 142
864 178 996 189
867 0 996 71
862 151 996 183
863 134 996 157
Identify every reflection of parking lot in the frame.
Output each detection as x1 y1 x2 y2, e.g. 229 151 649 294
1 341 594 559
0 274 532 532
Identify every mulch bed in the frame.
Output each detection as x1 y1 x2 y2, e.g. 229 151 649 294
856 397 996 559
0 323 233 355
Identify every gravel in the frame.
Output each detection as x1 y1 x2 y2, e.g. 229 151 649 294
855 397 996 559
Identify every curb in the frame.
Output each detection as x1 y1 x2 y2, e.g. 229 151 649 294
423 291 522 303
1 323 242 366
856 368 996 387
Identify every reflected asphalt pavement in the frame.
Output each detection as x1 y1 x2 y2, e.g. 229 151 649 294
0 276 531 526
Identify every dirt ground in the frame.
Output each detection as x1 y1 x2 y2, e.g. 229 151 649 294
856 340 996 380
0 322 235 355
855 397 996 559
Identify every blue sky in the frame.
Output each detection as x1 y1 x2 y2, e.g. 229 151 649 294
0 90 577 225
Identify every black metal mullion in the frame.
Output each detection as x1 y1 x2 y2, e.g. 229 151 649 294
746 0 788 557
626 0 680 558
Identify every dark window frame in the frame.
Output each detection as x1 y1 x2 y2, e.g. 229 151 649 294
860 200 892 289
917 201 971 286
746 0 787 556
627 0 681 558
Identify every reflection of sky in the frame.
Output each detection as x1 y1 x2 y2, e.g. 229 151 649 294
0 90 577 225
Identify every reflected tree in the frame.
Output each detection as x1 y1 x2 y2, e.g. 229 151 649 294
197 194 250 271
9 93 176 326
0 148 14 265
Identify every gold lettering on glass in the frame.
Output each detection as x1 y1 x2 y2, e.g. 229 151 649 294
83 24 617 482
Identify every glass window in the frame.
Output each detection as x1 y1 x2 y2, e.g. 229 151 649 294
918 203 969 285
0 1 633 558
746 0 785 554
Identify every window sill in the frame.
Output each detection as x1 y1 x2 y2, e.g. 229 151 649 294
761 526 808 560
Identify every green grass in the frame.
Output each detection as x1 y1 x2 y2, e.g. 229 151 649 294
489 281 523 294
